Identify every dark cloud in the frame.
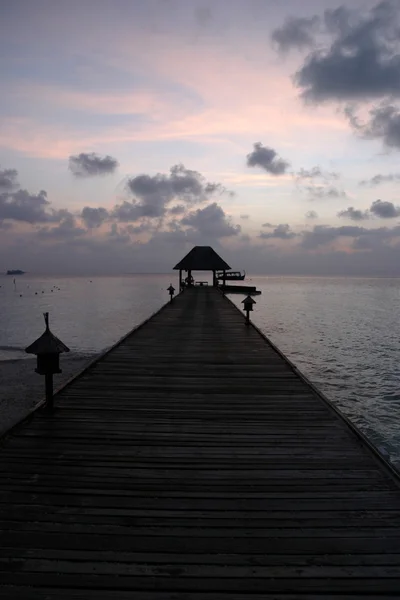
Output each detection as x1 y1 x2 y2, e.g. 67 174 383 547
37 212 85 240
0 189 58 223
0 167 19 191
360 172 400 186
370 199 400 218
299 223 400 252
305 210 318 219
124 222 153 235
259 223 297 240
347 103 400 149
181 203 241 238
294 1 400 102
0 221 13 230
4 217 400 276
337 200 400 220
169 204 187 216
337 206 370 221
112 200 157 222
301 224 369 249
121 164 231 221
107 223 132 245
81 206 109 228
246 143 290 175
69 153 119 177
271 16 320 53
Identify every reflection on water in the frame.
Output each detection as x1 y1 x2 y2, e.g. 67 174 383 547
231 276 400 465
1 273 400 463
0 274 172 360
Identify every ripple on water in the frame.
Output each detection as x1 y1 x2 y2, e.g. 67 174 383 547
231 276 400 465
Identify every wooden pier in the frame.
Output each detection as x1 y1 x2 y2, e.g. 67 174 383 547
1 287 400 598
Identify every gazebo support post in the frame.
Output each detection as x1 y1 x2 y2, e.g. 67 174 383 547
172 246 232 291
45 373 54 411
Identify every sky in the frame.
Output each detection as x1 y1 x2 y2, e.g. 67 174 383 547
2 0 400 275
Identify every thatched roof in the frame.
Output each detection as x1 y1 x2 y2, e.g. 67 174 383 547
26 313 70 355
173 246 231 271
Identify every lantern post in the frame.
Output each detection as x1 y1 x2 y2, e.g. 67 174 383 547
167 284 175 303
25 312 70 410
242 295 256 325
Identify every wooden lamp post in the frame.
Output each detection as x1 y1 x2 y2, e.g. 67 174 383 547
25 312 70 410
242 295 256 325
167 284 175 303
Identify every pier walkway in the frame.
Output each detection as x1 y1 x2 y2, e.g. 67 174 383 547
1 287 400 598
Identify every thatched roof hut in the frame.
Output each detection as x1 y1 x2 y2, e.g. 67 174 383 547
174 246 230 272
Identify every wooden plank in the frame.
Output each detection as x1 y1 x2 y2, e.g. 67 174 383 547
1 286 400 597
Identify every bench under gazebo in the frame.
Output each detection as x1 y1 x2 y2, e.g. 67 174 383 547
173 246 231 290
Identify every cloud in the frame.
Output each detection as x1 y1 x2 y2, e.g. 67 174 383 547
169 204 187 216
294 1 400 102
112 200 158 222
181 202 241 238
306 186 346 200
305 210 318 219
81 206 109 228
295 168 343 200
262 222 273 228
69 152 119 177
0 167 18 191
360 173 400 186
107 223 132 245
124 222 153 235
337 206 370 221
301 224 369 249
296 166 323 179
370 199 400 218
0 220 13 230
259 224 297 240
37 212 86 240
271 16 320 53
246 142 290 175
128 164 230 205
337 200 400 220
295 167 339 181
347 103 400 149
240 214 250 220
0 189 59 223
114 164 232 222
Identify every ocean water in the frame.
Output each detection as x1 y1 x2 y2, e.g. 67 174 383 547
1 273 400 464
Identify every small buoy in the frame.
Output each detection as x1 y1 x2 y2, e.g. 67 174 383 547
20 294 22 297
51 290 53 292
35 292 38 295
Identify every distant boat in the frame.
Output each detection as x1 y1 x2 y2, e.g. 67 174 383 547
216 270 245 281
6 270 25 275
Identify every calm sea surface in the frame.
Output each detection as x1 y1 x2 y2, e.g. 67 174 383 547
1 273 400 465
